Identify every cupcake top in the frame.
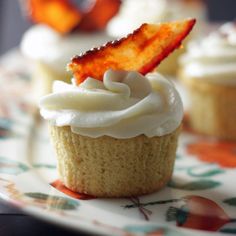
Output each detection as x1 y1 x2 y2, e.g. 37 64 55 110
39 19 196 139
180 22 236 85
20 25 112 73
107 0 205 37
39 69 183 138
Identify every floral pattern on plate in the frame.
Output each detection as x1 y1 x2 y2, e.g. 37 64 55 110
0 50 236 236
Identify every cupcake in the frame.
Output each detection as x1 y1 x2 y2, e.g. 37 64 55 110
39 19 195 197
20 25 112 98
40 70 182 197
107 0 206 76
179 22 236 140
20 0 120 99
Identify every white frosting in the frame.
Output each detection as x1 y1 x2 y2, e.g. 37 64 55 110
107 0 206 37
39 70 183 138
20 25 112 73
180 23 236 85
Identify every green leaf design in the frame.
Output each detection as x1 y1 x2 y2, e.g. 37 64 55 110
168 179 221 190
175 154 182 160
0 118 12 129
189 168 224 177
175 164 225 177
24 192 79 210
176 205 189 226
0 157 29 175
223 198 236 206
33 164 56 169
187 165 225 177
0 118 12 139
25 193 49 200
174 166 189 171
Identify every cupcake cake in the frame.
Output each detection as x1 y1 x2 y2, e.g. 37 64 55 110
20 0 120 99
107 0 206 75
40 19 195 197
179 22 236 140
21 26 112 98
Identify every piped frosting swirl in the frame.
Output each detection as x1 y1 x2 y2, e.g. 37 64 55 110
39 69 183 138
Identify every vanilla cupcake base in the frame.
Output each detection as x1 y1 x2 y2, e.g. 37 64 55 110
32 62 71 99
180 71 236 140
156 49 183 76
50 125 181 197
156 38 190 76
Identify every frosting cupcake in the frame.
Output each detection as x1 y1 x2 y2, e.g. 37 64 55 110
179 22 236 140
20 25 111 98
39 19 195 197
40 70 183 197
107 0 206 75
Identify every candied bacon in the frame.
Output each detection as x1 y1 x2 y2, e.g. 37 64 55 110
26 0 121 33
28 0 82 34
79 0 121 31
68 19 196 84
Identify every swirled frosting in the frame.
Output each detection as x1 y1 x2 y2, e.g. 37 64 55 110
20 25 112 73
39 70 183 138
107 0 206 37
180 22 236 85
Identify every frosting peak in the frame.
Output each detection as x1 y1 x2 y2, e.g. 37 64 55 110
40 70 183 138
107 0 206 37
180 22 236 85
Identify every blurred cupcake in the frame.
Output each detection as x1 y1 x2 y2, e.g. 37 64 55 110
20 0 120 99
179 22 236 140
107 0 207 76
21 25 112 99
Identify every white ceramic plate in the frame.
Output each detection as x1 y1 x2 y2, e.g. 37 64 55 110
0 51 236 236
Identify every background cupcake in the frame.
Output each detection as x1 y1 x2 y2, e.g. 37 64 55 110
21 25 112 99
179 22 236 140
107 0 207 76
20 0 120 99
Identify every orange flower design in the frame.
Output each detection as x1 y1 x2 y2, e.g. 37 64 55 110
25 0 121 34
187 141 236 168
50 179 96 200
